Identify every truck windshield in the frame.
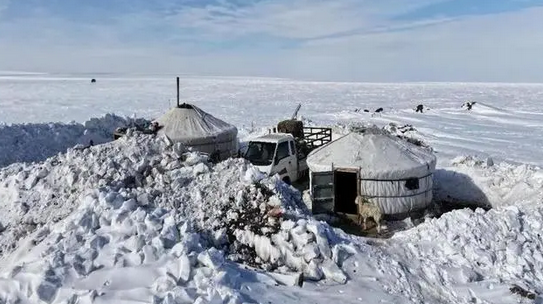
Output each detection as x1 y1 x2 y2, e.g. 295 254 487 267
244 141 276 166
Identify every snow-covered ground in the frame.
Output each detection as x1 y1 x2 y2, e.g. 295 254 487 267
3 75 543 166
1 75 543 303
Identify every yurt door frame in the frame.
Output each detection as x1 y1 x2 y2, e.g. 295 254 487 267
310 171 335 213
333 167 360 215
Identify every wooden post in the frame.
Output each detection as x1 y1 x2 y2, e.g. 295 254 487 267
176 77 180 107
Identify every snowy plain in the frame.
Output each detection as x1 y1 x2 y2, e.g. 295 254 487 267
3 75 543 166
1 74 543 303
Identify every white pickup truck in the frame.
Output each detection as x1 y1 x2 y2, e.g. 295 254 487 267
243 125 332 184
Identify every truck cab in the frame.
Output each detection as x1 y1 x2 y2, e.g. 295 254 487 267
243 122 332 184
244 134 303 184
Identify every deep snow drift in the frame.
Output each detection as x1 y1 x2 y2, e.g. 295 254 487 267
0 114 148 167
0 132 354 304
1 129 543 303
2 76 543 303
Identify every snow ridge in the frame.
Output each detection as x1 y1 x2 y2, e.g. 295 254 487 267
0 114 147 167
0 132 350 303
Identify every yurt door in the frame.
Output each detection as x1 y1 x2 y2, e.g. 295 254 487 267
333 168 359 215
310 171 334 213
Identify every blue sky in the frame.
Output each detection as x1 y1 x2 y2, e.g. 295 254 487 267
1 0 543 82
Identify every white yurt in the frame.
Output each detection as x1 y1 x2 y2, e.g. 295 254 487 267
306 129 436 216
154 103 238 160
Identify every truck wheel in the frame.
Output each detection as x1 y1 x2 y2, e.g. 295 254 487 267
282 177 291 185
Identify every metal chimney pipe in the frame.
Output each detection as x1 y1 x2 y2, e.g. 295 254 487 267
176 77 180 107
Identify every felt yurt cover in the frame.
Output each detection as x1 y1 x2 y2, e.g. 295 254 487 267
306 130 436 215
154 103 238 158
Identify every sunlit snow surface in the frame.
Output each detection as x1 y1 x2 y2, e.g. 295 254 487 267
1 75 543 304
2 75 543 166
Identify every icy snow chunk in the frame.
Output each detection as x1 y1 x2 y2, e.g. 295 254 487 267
178 233 203 255
254 235 282 264
197 248 225 269
267 272 304 287
167 287 198 303
145 214 164 232
103 192 123 209
25 174 39 189
73 259 94 276
486 157 494 167
37 281 59 303
185 153 207 166
160 220 180 249
137 192 152 206
153 276 177 293
124 235 145 252
120 198 137 212
172 142 187 158
36 167 49 178
244 166 265 183
152 237 165 251
77 210 100 232
280 220 296 231
303 260 324 281
142 245 158 264
193 163 209 175
212 228 228 247
306 222 332 259
89 235 109 250
320 259 347 284
303 243 321 262
166 254 192 284
332 244 356 267
290 229 314 249
170 242 188 258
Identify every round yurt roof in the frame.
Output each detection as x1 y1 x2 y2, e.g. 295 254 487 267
154 103 237 145
306 130 436 180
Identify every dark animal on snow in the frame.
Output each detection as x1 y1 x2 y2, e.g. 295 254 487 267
510 284 536 300
91 79 96 83
375 107 384 113
415 104 424 113
363 109 370 112
463 101 476 110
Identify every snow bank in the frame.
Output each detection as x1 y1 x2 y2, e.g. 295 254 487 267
0 114 147 167
0 131 350 303
385 203 543 303
434 155 543 209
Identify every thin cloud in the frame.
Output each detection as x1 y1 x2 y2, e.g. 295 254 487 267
0 0 542 82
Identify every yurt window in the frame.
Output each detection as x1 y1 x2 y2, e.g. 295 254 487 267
405 178 419 190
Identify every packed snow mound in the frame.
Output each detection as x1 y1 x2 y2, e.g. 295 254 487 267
0 114 147 167
385 204 543 303
0 132 351 303
331 121 432 151
434 155 543 209
0 132 167 256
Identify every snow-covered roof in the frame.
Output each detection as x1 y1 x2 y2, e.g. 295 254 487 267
251 133 293 143
307 131 436 179
154 103 237 146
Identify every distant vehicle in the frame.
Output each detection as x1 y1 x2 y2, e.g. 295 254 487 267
243 119 332 184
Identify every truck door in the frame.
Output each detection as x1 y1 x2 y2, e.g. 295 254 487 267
288 140 300 180
274 141 296 183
